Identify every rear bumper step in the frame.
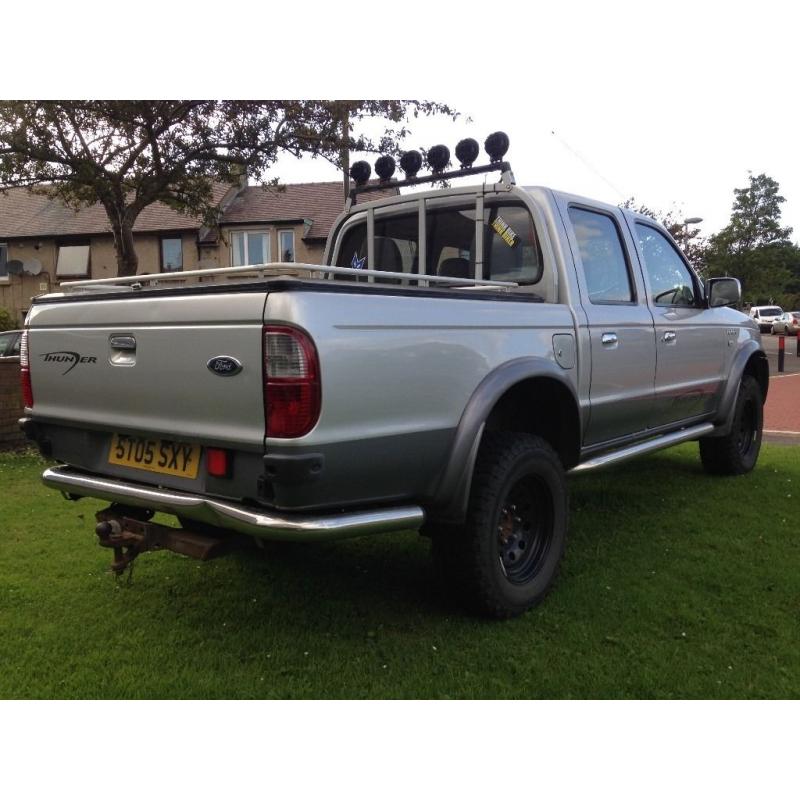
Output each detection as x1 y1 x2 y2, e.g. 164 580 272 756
42 466 424 541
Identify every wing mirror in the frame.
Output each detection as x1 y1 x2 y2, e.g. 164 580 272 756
706 277 741 308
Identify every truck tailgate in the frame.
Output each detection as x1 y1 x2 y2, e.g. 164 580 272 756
26 290 268 451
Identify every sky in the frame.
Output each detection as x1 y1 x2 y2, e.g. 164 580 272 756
261 1 800 244
8 0 800 246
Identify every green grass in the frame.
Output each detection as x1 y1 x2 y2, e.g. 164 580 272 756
1 444 798 699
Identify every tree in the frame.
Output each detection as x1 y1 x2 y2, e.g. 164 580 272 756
0 101 456 276
620 198 708 274
705 173 800 306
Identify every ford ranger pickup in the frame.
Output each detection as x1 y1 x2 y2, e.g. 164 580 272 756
19 136 768 617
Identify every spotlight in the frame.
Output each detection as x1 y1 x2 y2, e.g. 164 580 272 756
399 150 423 178
374 155 396 182
484 131 510 163
350 161 371 186
455 138 480 169
427 144 450 173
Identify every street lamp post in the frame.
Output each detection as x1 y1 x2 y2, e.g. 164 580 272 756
683 216 703 245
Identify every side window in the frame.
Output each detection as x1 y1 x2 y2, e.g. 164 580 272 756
335 213 418 276
484 205 543 284
636 223 697 307
0 332 12 356
568 207 634 303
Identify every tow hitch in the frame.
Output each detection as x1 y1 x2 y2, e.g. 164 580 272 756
95 506 239 576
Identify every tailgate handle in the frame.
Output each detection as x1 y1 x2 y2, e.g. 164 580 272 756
110 335 136 351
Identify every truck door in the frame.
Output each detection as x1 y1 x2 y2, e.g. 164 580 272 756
630 221 726 427
561 203 656 445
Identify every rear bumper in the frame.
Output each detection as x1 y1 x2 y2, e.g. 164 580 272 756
42 466 424 542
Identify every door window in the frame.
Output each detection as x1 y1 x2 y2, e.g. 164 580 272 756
568 207 634 303
635 223 697 307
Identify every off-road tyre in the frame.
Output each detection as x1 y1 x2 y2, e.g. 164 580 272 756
699 374 763 475
432 432 568 619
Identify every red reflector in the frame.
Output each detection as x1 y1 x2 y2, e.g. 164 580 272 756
21 368 34 408
206 448 230 478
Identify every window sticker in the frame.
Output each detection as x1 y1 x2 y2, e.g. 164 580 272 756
351 252 366 270
491 215 519 248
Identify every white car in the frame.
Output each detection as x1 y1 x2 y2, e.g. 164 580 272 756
749 305 783 333
770 311 800 336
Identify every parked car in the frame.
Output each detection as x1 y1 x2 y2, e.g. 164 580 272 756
0 329 21 362
749 305 783 333
19 140 769 618
770 311 800 336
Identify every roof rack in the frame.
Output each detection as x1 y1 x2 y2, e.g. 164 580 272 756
59 262 518 292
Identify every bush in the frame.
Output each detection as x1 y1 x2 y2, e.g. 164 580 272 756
0 307 17 331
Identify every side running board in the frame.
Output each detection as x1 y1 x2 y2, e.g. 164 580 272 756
570 423 715 473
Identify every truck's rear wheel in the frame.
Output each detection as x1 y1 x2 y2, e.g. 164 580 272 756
699 375 763 475
432 432 568 618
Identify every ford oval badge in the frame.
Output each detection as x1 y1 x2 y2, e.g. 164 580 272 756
207 356 243 377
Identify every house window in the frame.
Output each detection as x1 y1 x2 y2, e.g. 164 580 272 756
56 244 91 278
161 237 183 272
279 230 295 263
0 243 7 280
230 230 271 266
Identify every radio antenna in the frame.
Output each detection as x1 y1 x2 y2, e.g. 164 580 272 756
551 129 627 199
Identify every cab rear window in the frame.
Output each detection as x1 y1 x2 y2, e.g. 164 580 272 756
335 202 543 285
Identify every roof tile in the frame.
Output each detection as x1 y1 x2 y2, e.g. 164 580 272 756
0 180 398 242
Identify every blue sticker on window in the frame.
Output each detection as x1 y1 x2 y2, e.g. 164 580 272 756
351 252 366 270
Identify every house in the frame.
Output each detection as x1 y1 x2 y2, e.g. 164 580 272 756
0 177 396 324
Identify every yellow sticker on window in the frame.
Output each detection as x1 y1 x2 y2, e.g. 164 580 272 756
491 215 519 247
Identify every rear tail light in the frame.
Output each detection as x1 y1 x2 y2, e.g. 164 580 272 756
264 325 321 438
20 330 33 408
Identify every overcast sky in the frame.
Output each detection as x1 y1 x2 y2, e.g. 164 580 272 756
265 1 799 244
11 0 800 244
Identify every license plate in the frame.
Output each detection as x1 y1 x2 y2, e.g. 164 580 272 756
108 433 201 479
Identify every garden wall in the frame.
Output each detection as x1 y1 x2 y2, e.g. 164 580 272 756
0 362 24 449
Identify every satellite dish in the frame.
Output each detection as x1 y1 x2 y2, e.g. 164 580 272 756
22 258 43 276
5 260 23 275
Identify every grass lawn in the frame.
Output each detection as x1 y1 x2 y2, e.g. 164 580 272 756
1 443 798 699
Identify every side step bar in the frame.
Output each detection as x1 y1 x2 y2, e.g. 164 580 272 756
570 423 715 473
42 466 424 542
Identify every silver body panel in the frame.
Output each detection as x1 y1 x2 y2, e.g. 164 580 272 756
25 184 764 531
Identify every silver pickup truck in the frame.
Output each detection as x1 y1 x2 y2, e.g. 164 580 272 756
20 139 768 617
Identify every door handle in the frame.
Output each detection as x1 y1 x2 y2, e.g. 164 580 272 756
109 335 137 366
110 335 136 351
601 332 618 346
662 330 677 343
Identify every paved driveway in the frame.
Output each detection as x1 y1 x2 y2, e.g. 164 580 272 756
759 333 799 441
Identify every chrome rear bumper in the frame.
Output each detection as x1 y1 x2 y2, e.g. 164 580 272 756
42 466 424 542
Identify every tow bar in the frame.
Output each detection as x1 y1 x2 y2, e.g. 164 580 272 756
95 506 239 576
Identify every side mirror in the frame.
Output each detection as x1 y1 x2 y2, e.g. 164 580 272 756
706 277 741 308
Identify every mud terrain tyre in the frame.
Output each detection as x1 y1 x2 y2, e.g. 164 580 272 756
699 375 763 475
432 432 568 618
